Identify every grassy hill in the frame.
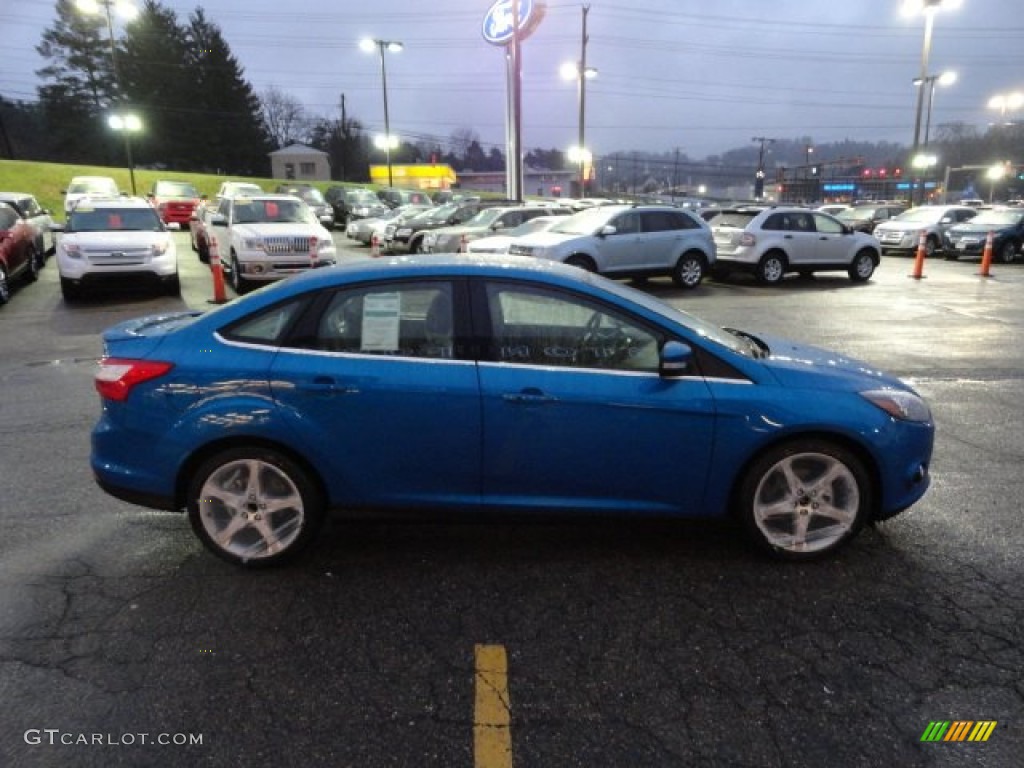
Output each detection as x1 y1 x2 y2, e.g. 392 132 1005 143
0 159 345 220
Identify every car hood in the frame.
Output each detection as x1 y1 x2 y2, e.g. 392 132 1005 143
947 222 1012 236
63 231 171 246
513 231 583 248
756 333 911 393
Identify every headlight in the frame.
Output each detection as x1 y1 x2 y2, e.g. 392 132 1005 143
860 389 932 422
317 239 335 253
64 243 82 259
243 238 265 250
150 241 169 256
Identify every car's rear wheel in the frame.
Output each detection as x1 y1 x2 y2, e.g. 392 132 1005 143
26 245 42 282
0 265 9 305
756 252 787 285
565 254 597 272
187 447 325 567
738 439 872 560
197 236 210 264
671 252 705 289
848 249 876 282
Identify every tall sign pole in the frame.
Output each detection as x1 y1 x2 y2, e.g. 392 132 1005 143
483 0 546 202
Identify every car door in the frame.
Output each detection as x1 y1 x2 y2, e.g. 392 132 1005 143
809 212 851 264
597 210 644 272
270 279 482 509
475 279 717 515
634 210 681 269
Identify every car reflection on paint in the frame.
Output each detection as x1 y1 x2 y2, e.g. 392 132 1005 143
91 255 934 568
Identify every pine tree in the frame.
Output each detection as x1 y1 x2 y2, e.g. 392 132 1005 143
35 0 118 163
185 9 272 175
118 1 194 169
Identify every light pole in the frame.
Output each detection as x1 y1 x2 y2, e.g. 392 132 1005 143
561 5 595 198
752 136 776 200
360 37 403 188
108 113 141 195
985 162 1007 203
903 0 961 204
75 0 138 94
914 70 957 147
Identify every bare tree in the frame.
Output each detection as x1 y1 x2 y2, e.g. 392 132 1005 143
261 86 308 149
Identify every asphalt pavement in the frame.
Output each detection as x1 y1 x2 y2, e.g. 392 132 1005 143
0 231 1021 767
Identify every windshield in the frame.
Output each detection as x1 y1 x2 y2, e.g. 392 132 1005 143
838 207 877 220
69 179 118 195
964 210 1023 227
298 189 326 205
465 209 504 228
233 198 311 224
551 207 619 235
350 190 379 205
154 181 198 198
69 207 163 232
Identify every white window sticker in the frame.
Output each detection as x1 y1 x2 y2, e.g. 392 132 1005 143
361 292 402 351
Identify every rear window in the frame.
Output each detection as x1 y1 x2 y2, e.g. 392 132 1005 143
708 212 758 228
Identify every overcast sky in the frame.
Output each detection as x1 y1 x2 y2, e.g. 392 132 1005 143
3 0 1022 160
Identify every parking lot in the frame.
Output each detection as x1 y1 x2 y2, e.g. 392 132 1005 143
1 230 1022 767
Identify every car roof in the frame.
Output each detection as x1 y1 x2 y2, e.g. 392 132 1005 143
70 196 155 210
0 192 36 201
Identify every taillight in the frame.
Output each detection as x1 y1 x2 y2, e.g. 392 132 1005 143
95 358 174 402
739 233 757 247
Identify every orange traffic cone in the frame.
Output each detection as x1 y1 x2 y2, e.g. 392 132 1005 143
909 230 927 280
370 233 380 258
977 230 994 278
208 237 228 304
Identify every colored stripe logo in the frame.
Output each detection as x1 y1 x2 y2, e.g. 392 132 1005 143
921 721 997 742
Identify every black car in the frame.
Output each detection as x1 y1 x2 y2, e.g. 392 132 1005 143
943 208 1024 263
836 203 907 234
377 188 434 209
274 184 335 229
324 186 389 230
383 199 519 254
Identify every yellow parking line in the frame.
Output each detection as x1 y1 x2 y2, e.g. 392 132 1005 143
474 644 512 768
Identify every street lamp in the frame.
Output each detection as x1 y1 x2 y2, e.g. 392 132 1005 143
987 92 1024 124
360 37 403 188
913 70 957 147
108 113 141 195
902 0 961 204
75 0 138 91
985 162 1007 203
561 5 595 197
752 136 776 200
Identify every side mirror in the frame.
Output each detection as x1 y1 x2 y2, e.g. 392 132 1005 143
659 341 694 378
210 213 227 227
598 224 617 237
49 221 66 232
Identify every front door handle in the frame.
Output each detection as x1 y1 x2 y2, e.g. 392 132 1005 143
297 375 359 395
502 387 557 404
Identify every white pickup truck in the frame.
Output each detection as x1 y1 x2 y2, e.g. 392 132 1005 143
207 194 337 293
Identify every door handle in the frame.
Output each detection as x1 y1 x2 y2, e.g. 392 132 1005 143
502 387 557 404
297 375 359 394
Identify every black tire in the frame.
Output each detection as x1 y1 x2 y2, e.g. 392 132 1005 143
756 252 787 285
565 254 597 272
59 276 82 303
737 439 873 560
164 273 181 296
924 236 938 258
409 236 423 254
186 446 325 568
27 245 44 282
847 249 876 282
671 252 705 289
0 264 9 305
997 241 1017 264
230 253 249 294
197 237 210 265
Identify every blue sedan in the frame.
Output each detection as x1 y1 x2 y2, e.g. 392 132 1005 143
91 256 934 566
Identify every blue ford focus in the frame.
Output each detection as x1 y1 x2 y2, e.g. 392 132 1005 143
91 256 934 567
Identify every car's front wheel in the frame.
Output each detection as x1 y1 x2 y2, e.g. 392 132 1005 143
997 241 1017 264
230 254 249 294
0 264 9 305
671 252 705 289
187 447 325 567
565 254 597 272
756 252 787 285
738 439 872 560
848 249 876 282
26 245 42 282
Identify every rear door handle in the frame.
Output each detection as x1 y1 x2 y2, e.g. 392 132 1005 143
502 387 557 404
297 375 359 395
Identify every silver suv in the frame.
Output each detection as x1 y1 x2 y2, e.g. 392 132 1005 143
507 204 715 289
872 205 977 257
710 207 880 285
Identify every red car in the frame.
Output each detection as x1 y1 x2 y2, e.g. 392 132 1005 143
0 201 40 305
148 180 201 228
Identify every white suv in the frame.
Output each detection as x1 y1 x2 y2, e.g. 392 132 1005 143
56 197 178 300
508 204 715 289
709 207 880 284
62 176 119 217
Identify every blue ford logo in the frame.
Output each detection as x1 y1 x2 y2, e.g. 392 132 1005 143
482 0 538 46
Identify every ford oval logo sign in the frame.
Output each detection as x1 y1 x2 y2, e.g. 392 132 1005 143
482 0 544 46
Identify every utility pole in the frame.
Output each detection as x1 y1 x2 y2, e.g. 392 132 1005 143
752 136 776 200
672 147 680 201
